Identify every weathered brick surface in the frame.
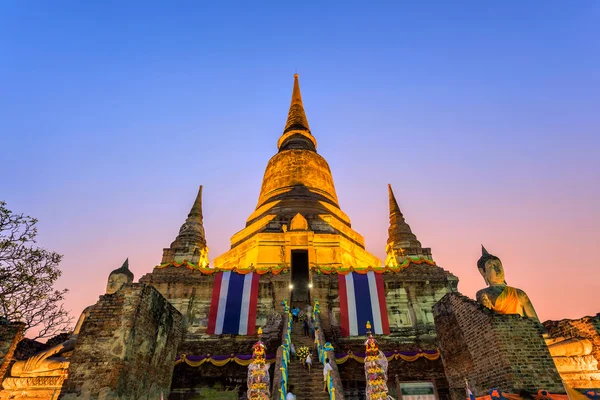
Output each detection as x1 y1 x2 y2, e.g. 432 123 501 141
60 283 183 400
141 263 457 397
312 263 457 341
544 314 600 389
433 293 564 400
140 267 287 340
0 322 25 382
544 314 600 364
311 263 456 399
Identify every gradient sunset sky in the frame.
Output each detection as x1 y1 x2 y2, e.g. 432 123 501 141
1 1 599 331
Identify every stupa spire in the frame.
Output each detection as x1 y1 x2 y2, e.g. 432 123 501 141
188 185 203 220
387 184 422 249
284 74 310 133
277 74 317 151
160 185 209 266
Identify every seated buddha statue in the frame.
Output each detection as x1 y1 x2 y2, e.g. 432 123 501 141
6 259 134 381
475 246 539 321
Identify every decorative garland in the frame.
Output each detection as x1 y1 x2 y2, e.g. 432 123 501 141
278 299 292 400
156 258 435 276
314 258 436 275
174 349 438 367
364 321 390 400
313 299 337 400
155 261 288 275
335 349 440 364
475 388 575 400
175 353 276 367
247 327 270 400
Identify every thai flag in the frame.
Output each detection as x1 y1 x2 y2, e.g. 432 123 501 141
338 271 390 336
207 271 260 335
466 380 476 400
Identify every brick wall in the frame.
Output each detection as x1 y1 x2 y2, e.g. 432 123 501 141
433 293 564 400
0 322 25 381
544 314 600 364
60 283 183 399
139 267 287 340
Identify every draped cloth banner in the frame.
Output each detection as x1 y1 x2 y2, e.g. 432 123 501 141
335 349 440 364
176 354 276 367
174 350 436 367
339 271 390 336
207 271 259 335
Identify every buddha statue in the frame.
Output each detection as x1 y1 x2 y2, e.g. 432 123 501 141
475 246 539 321
3 259 134 390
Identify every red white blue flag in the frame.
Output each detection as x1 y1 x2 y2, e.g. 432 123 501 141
338 271 390 336
207 271 260 335
466 379 476 400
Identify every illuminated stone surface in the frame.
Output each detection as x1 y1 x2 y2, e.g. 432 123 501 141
1 75 596 399
544 315 600 389
161 185 209 267
433 293 564 400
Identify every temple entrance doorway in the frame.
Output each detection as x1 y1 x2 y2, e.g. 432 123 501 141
291 249 310 308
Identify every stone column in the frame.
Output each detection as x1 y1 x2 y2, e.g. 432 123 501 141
60 284 183 400
433 293 564 400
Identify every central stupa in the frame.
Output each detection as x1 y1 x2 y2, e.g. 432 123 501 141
213 75 380 290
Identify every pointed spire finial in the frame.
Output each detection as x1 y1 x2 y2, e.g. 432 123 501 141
388 184 403 217
481 245 489 256
386 184 422 250
278 74 317 151
283 74 309 133
122 258 129 270
188 185 203 218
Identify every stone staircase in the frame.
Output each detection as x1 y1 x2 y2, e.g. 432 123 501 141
287 320 330 400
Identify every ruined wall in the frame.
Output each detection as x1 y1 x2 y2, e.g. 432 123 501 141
433 293 564 400
141 267 284 397
141 263 457 397
312 263 457 340
60 283 183 400
0 322 25 382
309 264 456 399
544 314 600 389
140 267 286 341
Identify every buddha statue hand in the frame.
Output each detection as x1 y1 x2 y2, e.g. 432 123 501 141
21 338 75 373
22 345 61 373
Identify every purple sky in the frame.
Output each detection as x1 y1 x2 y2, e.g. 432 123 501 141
1 1 599 331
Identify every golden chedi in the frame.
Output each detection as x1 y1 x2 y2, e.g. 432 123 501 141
475 246 539 320
249 74 343 228
214 74 381 273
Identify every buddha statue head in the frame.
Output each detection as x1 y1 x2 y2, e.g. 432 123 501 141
477 246 506 286
106 258 134 294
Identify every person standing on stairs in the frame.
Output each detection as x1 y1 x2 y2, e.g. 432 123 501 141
286 384 296 400
323 357 333 393
303 317 309 336
305 352 312 373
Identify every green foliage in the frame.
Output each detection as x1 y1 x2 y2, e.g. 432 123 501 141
0 201 72 339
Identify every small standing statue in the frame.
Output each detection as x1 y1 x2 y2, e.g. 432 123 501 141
247 327 270 400
364 321 393 400
476 246 539 321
